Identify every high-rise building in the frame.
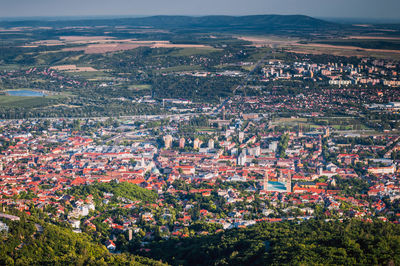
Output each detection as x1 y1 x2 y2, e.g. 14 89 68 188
193 138 201 149
238 131 244 143
263 171 269 191
163 135 173 149
208 139 214 149
179 137 186 149
238 151 247 166
323 127 330 138
286 172 292 193
128 229 133 241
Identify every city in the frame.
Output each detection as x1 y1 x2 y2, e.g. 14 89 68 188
1 2 400 265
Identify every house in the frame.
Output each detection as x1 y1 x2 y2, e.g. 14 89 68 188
0 221 9 233
368 165 396 175
105 240 116 251
175 165 195 175
69 219 80 229
337 154 359 165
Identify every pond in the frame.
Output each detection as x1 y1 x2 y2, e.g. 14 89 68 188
267 181 287 192
6 90 47 97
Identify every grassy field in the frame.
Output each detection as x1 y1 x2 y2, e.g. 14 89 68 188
286 44 400 60
308 38 400 51
154 65 204 73
196 127 217 132
248 47 273 60
0 64 22 71
241 65 256 71
271 117 371 131
167 47 221 57
63 71 110 80
271 118 320 130
0 90 67 108
271 117 309 125
238 34 400 60
128 84 152 91
0 95 55 108
57 54 85 64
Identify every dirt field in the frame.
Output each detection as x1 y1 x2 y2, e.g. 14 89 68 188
28 35 211 53
292 43 400 54
151 43 209 48
60 36 114 42
63 43 141 54
287 45 400 60
237 35 400 60
345 36 400 40
62 40 210 54
236 36 299 47
50 65 98 72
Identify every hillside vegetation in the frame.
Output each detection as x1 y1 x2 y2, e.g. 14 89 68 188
64 181 158 203
0 217 165 265
141 219 400 265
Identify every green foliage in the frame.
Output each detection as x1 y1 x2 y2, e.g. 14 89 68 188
0 219 165 265
277 134 289 158
0 95 59 108
65 181 158 203
141 219 400 266
151 75 239 103
330 176 369 197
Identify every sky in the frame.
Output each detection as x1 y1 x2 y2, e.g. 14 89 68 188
1 0 400 21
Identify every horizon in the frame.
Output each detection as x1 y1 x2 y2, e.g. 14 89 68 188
1 0 400 22
1 14 400 25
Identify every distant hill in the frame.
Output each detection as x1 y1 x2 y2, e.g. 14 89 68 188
0 15 343 36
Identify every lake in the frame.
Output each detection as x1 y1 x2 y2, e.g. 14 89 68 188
6 90 47 97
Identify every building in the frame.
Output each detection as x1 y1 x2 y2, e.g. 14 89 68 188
0 221 9 233
329 79 353 86
105 240 116 251
176 165 195 175
368 165 396 175
268 141 278 152
163 135 173 149
239 132 244 143
323 127 330 137
263 171 269 191
179 138 185 149
208 139 214 149
193 138 201 150
69 219 80 229
0 213 20 221
238 152 247 166
248 145 261 157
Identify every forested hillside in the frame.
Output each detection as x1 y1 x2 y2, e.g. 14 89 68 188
64 182 158 203
0 216 165 265
140 219 400 265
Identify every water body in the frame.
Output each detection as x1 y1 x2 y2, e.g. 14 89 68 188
6 90 47 97
267 181 287 192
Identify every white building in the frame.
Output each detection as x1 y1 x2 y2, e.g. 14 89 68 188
238 152 247 166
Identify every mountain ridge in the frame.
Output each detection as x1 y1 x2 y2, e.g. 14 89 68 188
0 14 342 35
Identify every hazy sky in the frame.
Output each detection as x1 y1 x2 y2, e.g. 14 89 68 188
1 0 399 20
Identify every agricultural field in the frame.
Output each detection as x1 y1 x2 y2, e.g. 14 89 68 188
166 47 221 57
0 94 62 108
